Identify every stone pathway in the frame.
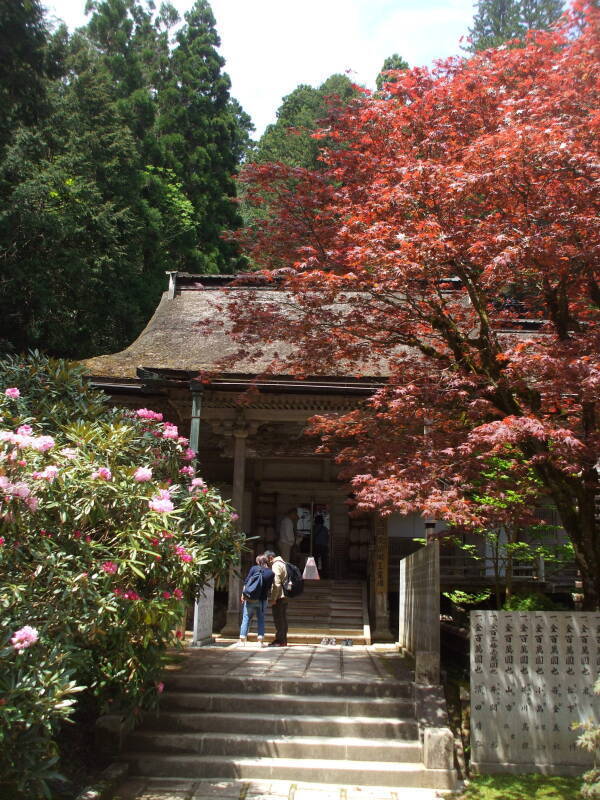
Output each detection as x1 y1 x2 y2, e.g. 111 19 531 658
113 777 453 800
167 643 413 684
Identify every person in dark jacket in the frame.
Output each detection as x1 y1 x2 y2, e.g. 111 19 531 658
313 514 330 578
239 554 274 646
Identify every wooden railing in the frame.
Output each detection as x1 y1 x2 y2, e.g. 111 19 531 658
439 552 578 590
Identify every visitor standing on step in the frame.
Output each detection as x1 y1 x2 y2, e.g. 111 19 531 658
239 554 274 646
277 508 297 562
313 514 330 578
265 550 288 647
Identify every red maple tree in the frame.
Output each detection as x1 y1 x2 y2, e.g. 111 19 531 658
225 3 600 606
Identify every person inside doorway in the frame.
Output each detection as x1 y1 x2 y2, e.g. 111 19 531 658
313 513 329 578
277 508 298 562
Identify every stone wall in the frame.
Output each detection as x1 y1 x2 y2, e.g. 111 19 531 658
470 611 600 775
398 542 440 683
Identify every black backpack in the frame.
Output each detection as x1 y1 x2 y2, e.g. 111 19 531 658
283 562 304 598
242 568 264 601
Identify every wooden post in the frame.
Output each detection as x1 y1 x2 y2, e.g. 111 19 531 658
221 425 248 637
372 516 394 642
188 389 215 647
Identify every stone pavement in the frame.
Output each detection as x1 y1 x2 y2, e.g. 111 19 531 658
167 642 413 683
113 777 454 800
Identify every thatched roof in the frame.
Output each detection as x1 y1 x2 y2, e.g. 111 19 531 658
83 274 390 383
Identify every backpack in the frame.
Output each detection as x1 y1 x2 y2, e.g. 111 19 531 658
283 562 304 598
242 568 264 601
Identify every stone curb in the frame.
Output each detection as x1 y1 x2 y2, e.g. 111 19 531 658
75 762 130 800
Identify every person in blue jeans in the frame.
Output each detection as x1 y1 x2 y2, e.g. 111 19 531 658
239 554 274 646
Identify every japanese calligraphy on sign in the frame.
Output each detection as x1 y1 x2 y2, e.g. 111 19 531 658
374 516 388 594
470 612 600 772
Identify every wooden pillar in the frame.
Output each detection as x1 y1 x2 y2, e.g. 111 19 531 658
372 516 394 642
188 389 215 647
221 426 247 636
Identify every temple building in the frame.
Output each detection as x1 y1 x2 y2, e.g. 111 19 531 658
84 272 575 643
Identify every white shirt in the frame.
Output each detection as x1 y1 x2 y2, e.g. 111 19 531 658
279 516 295 545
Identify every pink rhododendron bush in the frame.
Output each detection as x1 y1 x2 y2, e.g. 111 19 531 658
0 354 242 799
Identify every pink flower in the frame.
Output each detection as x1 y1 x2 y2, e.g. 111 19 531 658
25 496 39 511
162 591 171 599
179 466 194 476
136 408 163 421
156 681 164 694
33 465 59 482
182 448 196 462
4 388 20 399
162 425 179 440
11 625 38 652
230 512 239 522
0 536 4 546
134 466 153 482
177 437 189 446
189 477 206 492
174 545 192 563
149 494 174 513
30 436 55 452
10 482 31 499
173 588 184 600
92 467 112 481
124 590 140 601
60 447 78 459
17 425 32 436
101 561 118 574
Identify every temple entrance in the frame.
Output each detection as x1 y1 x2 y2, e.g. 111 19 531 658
249 484 370 581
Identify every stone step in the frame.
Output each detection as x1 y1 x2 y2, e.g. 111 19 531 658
123 754 455 789
139 711 419 739
247 626 365 636
161 676 413 699
238 634 368 645
241 631 365 639
284 609 362 628
237 628 368 646
294 601 363 609
126 732 423 763
159 691 415 718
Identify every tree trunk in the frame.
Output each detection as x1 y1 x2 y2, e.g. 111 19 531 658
493 534 503 610
505 527 516 605
543 477 599 610
569 502 600 611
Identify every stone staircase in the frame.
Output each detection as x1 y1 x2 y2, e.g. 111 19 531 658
237 579 370 645
120 647 456 790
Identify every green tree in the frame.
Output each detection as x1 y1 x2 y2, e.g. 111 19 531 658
157 0 245 272
254 74 358 170
0 28 155 357
0 0 252 357
0 0 64 151
375 53 409 92
519 0 565 30
466 0 564 51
